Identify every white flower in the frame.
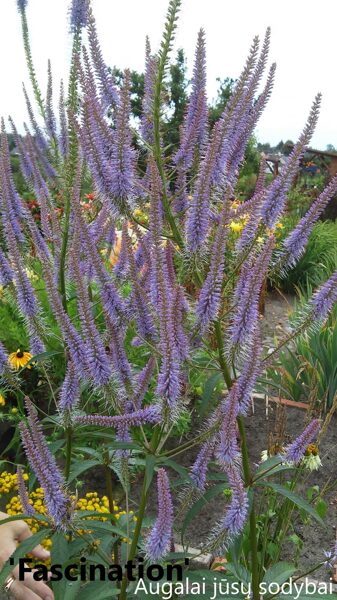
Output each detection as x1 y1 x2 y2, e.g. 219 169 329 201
260 450 269 463
301 454 322 471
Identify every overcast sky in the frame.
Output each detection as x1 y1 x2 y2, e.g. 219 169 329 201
1 0 336 149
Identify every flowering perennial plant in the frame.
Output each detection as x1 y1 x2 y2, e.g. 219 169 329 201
0 0 336 598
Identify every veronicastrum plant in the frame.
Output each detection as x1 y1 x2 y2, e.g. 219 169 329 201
0 0 337 598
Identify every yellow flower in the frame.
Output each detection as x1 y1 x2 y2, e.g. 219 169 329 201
25 268 39 282
257 236 264 244
0 394 5 407
230 221 243 233
275 222 284 229
305 443 319 456
8 349 32 370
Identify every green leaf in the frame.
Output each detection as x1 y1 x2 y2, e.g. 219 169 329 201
22 350 63 371
199 372 222 415
262 561 296 586
257 482 325 527
316 499 327 519
0 528 53 587
266 541 279 560
75 519 126 538
160 458 193 485
62 579 82 600
225 562 251 586
0 513 50 526
68 459 101 482
51 532 71 600
254 455 284 478
145 454 156 492
78 581 119 599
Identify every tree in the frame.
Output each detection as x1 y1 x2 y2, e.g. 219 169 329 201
208 77 235 127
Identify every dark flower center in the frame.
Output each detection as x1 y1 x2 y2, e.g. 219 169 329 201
16 351 24 358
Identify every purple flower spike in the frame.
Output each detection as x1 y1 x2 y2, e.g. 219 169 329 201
114 223 129 281
216 385 240 467
197 201 231 329
70 0 88 32
17 0 28 11
19 400 70 528
190 438 216 491
236 328 263 416
174 29 208 168
222 465 248 536
0 342 8 375
0 248 14 285
125 230 156 340
110 70 137 206
284 419 321 464
311 269 337 322
134 357 156 409
27 322 45 356
141 37 157 146
17 466 34 516
59 80 68 155
186 122 222 253
149 158 181 407
260 94 321 228
230 235 275 351
59 362 80 412
279 174 337 270
146 469 173 561
75 405 162 428
46 60 57 140
87 2 119 107
72 230 112 387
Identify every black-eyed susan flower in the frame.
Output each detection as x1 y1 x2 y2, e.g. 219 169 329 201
8 349 32 370
0 394 5 407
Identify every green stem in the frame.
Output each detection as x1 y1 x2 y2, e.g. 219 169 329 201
214 319 260 600
119 428 161 600
20 9 45 119
103 454 119 566
58 190 72 311
119 476 147 600
58 30 81 311
214 320 232 389
238 415 260 600
64 425 73 481
152 2 184 250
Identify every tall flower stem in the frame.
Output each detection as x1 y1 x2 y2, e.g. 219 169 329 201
58 30 81 311
214 320 232 388
20 8 45 119
103 450 119 565
237 415 260 600
152 0 184 250
64 425 73 481
214 319 260 600
119 427 161 600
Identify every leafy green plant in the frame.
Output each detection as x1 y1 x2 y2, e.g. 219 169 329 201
275 220 337 293
267 298 337 409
